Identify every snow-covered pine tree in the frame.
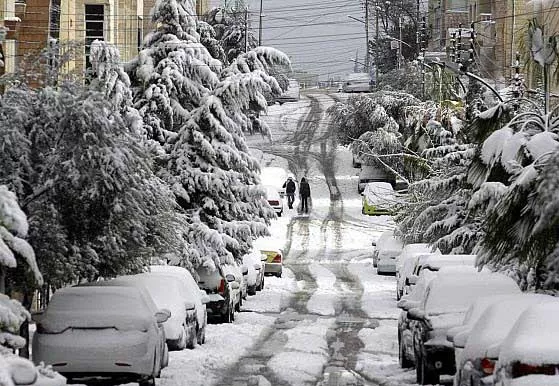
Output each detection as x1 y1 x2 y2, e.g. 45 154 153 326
129 0 221 143
128 0 288 268
0 84 189 287
0 185 41 353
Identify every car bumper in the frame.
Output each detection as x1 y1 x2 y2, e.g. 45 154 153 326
424 345 456 375
377 261 397 274
264 263 282 275
33 330 155 377
362 202 391 216
206 297 230 317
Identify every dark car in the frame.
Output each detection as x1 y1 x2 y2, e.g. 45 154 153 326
196 265 239 323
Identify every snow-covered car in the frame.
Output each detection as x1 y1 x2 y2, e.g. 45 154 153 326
372 230 403 268
446 293 524 377
264 185 284 217
196 264 238 323
492 302 559 386
117 273 199 350
260 167 289 196
455 294 555 386
406 271 520 385
222 262 248 310
405 254 477 294
32 286 169 386
396 243 438 300
149 265 209 345
357 165 395 194
397 269 438 369
362 182 395 216
1 355 66 386
242 250 265 295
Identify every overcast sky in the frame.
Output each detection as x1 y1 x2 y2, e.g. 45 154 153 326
209 0 367 80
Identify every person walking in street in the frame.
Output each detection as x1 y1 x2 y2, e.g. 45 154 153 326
299 177 311 214
283 176 296 209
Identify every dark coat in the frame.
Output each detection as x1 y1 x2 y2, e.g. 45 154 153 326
284 179 296 194
299 180 310 198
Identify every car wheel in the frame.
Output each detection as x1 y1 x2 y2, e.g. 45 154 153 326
222 306 232 323
186 325 197 349
418 351 439 385
139 376 155 386
277 272 282 278
197 325 206 345
236 298 241 312
248 285 256 296
230 305 236 322
278 211 282 217
399 336 413 368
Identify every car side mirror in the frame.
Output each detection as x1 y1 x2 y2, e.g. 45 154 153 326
230 282 240 290
185 301 196 311
155 309 171 324
397 299 418 310
225 274 236 282
408 275 418 285
371 241 377 247
9 358 38 385
260 254 268 262
242 266 249 275
453 330 469 349
253 264 261 270
406 308 425 321
199 290 211 305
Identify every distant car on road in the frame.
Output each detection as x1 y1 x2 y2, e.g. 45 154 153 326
242 250 266 295
342 73 372 93
276 79 300 104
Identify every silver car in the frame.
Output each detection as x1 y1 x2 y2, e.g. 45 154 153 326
32 286 169 386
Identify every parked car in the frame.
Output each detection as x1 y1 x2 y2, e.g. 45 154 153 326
406 271 520 385
405 254 477 295
456 294 555 386
372 230 403 268
149 265 209 345
357 165 396 194
242 250 265 295
118 273 199 350
264 185 284 217
446 293 524 376
397 269 438 369
222 262 248 310
342 72 372 93
494 302 559 385
32 286 169 386
362 182 395 216
261 248 283 277
196 264 239 323
396 243 437 300
1 355 67 386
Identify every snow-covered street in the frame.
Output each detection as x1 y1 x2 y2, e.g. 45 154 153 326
146 92 429 386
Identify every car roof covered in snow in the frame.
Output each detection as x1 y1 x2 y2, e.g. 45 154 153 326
423 272 520 315
508 374 559 386
463 294 557 362
498 302 559 366
263 185 281 200
149 264 200 294
42 286 154 333
416 254 477 271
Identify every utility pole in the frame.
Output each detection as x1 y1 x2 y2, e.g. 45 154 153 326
375 0 379 88
398 16 402 69
258 0 263 46
244 7 249 52
365 0 370 73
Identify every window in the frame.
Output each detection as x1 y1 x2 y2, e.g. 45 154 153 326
85 4 104 72
137 16 143 52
